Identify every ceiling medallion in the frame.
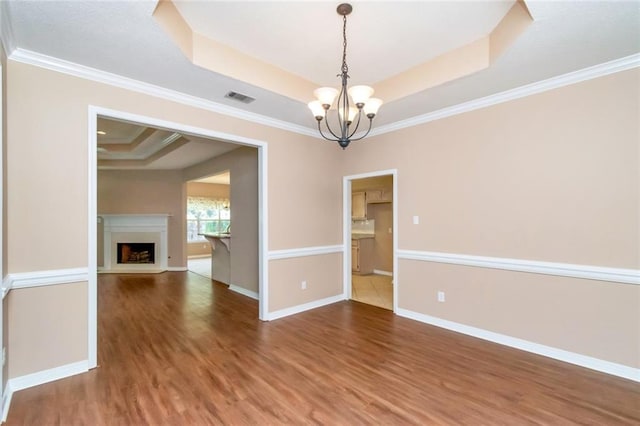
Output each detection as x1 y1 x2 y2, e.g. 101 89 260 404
308 3 383 149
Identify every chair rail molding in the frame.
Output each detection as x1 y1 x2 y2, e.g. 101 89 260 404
397 249 639 285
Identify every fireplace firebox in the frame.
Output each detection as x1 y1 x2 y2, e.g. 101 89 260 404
117 243 156 264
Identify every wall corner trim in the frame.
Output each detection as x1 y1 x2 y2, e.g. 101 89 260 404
1 382 12 423
370 53 640 137
5 267 90 291
396 308 640 382
397 249 640 285
268 245 343 260
1 275 11 299
3 360 90 421
267 294 345 321
228 285 259 300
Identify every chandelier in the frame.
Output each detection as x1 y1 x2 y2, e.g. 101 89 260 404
308 3 383 149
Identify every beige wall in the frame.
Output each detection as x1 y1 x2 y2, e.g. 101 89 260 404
6 60 342 379
269 253 343 312
8 282 88 378
7 60 341 273
98 169 185 268
344 68 640 368
399 260 639 368
184 147 258 292
346 70 639 269
186 181 229 198
5 53 638 380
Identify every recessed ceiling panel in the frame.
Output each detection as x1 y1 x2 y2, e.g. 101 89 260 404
174 1 515 86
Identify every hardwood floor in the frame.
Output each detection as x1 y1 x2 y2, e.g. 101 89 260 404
6 272 639 424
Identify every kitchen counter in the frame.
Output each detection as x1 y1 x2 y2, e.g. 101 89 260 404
351 233 375 240
200 233 231 284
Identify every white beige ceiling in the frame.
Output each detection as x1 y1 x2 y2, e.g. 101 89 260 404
4 0 639 167
97 117 238 170
154 0 531 104
174 1 514 86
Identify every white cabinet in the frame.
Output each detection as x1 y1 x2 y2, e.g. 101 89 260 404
365 189 392 203
352 191 366 219
352 238 374 274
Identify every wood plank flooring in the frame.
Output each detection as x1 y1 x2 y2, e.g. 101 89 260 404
6 272 640 424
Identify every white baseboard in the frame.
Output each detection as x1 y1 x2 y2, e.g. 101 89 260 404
167 267 188 272
9 360 89 392
228 285 259 300
98 269 165 274
373 269 393 277
2 360 89 421
396 308 640 383
267 294 345 321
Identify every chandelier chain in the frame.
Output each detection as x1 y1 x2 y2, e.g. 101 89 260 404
341 14 349 75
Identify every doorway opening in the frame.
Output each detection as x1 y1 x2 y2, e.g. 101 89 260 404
186 171 231 281
88 106 269 369
343 170 397 312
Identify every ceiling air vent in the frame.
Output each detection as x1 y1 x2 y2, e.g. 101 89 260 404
224 91 256 104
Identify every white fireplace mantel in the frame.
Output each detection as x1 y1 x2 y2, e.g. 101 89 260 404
100 214 170 273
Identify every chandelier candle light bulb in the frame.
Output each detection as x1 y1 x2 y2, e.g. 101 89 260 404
308 3 383 149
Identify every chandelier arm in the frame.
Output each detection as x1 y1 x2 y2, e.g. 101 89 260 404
322 114 344 141
337 76 350 139
317 120 340 142
347 117 374 142
347 110 364 138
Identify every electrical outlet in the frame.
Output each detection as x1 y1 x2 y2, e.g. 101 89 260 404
388 227 392 234
413 215 420 225
301 281 307 290
437 291 445 302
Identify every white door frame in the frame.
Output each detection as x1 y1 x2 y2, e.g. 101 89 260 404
87 106 269 369
342 169 398 312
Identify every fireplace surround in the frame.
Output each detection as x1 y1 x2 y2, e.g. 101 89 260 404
100 214 169 272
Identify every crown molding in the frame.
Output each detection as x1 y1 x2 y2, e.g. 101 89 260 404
8 48 318 139
7 48 640 139
370 53 640 137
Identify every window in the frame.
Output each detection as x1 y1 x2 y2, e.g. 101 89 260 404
186 196 230 242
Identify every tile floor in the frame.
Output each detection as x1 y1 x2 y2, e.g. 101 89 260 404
351 274 393 310
188 256 212 279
